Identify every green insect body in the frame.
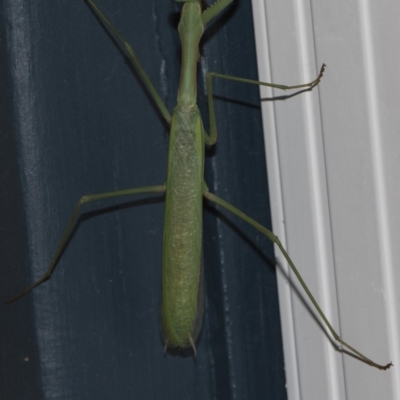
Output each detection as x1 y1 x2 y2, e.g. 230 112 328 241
162 107 205 348
6 0 392 370
161 2 206 349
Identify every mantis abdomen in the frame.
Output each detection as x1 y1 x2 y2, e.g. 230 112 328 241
161 106 205 349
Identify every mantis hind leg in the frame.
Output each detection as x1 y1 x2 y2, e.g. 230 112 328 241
203 189 392 370
6 185 165 304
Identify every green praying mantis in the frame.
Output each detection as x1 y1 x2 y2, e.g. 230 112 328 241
6 0 392 371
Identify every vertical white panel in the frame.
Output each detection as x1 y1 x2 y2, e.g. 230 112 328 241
251 0 399 399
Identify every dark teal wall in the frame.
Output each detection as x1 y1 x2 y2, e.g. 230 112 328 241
0 1 286 398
